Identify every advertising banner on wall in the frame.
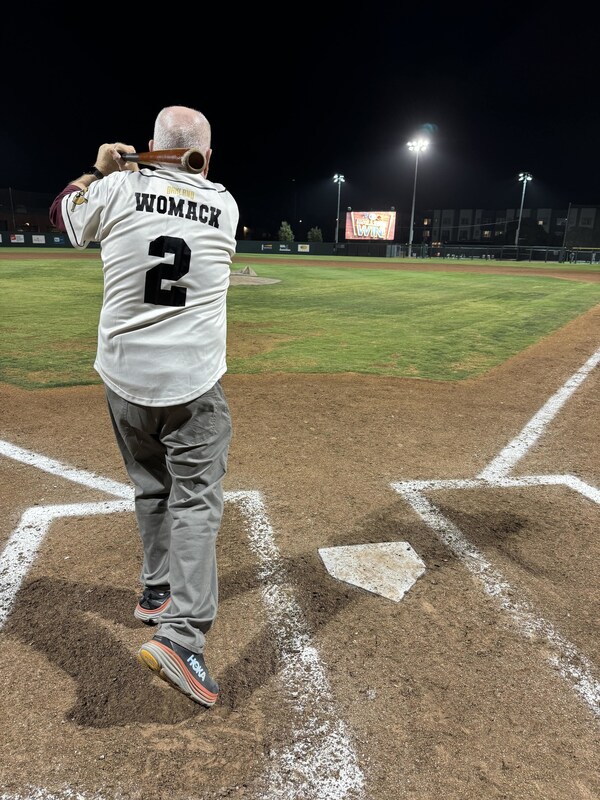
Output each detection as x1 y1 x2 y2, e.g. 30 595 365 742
32 234 46 244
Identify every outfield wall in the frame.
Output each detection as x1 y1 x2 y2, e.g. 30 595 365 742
0 231 100 249
1 232 599 264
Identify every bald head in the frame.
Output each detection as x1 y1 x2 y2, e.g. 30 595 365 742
151 106 211 152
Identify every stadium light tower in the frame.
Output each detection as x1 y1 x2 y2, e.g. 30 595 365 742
333 174 345 247
515 171 533 246
407 139 428 256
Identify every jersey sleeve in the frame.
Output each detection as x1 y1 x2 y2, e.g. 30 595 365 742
61 181 108 250
225 192 240 254
49 184 80 232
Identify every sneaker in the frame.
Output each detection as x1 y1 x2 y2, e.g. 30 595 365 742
137 635 219 707
134 586 171 625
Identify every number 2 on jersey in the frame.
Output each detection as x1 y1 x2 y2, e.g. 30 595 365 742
144 235 191 306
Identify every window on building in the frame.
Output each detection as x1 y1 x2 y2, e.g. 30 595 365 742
441 230 450 240
483 230 492 238
423 218 431 226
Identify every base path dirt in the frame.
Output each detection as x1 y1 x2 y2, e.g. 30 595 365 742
0 255 599 800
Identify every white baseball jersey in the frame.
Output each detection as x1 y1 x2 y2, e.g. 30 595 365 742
61 166 239 406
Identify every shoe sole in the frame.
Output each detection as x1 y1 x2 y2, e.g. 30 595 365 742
137 640 218 708
134 597 172 625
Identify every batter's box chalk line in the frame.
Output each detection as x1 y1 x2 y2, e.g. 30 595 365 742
391 343 600 720
0 440 364 800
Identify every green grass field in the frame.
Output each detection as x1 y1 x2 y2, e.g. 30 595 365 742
2 252 600 389
236 251 600 273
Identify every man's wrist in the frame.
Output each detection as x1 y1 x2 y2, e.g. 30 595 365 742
89 167 105 179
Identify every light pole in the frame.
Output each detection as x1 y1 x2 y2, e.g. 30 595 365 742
291 177 298 227
561 201 572 253
407 139 428 256
333 173 345 248
8 187 16 232
514 171 533 246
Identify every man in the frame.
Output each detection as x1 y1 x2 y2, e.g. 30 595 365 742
50 106 239 708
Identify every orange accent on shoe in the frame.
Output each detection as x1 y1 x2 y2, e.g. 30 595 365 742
153 640 219 704
135 596 171 618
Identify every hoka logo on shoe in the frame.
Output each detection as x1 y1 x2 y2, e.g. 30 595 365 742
187 654 206 681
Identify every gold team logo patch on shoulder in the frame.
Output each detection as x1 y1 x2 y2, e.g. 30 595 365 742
71 189 89 210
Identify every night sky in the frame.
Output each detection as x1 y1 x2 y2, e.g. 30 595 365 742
3 9 597 239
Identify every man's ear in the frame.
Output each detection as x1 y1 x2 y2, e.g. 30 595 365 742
203 148 212 177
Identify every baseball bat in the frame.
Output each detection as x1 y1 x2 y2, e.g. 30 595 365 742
120 148 205 173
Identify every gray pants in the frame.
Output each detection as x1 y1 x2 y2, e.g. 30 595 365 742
105 381 232 654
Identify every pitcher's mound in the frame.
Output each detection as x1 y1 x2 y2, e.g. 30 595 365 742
230 266 281 285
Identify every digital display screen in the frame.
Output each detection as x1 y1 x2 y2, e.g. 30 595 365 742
345 211 396 241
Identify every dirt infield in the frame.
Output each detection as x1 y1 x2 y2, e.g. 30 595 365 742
0 256 599 799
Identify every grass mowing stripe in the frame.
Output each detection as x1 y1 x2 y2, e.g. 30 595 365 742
2 258 600 388
1 259 102 388
227 265 600 379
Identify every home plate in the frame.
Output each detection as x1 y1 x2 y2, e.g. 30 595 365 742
318 542 426 602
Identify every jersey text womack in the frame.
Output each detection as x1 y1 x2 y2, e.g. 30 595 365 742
134 192 222 227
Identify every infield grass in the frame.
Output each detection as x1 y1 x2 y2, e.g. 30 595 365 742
2 252 600 389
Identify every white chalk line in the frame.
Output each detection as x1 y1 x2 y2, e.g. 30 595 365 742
395 485 600 716
0 443 364 800
391 346 600 719
479 345 600 480
0 791 108 800
391 473 600 504
0 500 134 627
0 441 134 500
229 491 364 800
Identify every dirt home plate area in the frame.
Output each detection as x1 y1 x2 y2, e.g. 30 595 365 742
0 253 599 799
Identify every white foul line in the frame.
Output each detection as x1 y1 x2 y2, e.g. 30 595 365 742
0 441 364 800
392 345 600 719
479 345 600 480
397 487 600 716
